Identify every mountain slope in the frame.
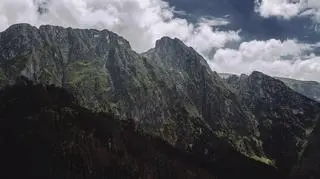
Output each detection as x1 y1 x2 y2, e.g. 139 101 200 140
143 37 261 150
1 24 320 178
0 24 264 161
224 72 320 174
220 73 320 102
292 115 320 179
0 79 282 179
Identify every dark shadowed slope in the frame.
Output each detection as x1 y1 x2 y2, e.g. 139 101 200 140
224 72 320 175
0 78 282 179
292 115 320 179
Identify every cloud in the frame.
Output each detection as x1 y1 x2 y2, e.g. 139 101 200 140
0 0 240 53
210 39 320 82
255 0 320 22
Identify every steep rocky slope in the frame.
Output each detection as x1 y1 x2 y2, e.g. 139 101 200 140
291 116 320 179
0 79 281 179
0 24 263 159
224 72 320 174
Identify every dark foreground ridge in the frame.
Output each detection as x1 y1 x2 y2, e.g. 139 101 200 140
0 78 282 179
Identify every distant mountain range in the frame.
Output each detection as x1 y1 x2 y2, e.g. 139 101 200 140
0 24 320 179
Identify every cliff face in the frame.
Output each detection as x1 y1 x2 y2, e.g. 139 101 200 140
224 72 320 173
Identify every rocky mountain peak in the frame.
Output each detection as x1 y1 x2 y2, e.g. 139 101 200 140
146 36 211 74
0 24 132 54
250 70 266 78
155 36 186 50
249 71 284 85
1 23 37 34
0 24 135 84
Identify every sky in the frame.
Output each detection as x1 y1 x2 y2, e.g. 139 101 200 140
0 0 319 82
255 0 320 21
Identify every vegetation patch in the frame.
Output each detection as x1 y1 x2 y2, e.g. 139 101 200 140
250 155 276 166
66 60 111 111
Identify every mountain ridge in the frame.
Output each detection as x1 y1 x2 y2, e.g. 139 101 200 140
0 23 265 160
219 72 320 102
1 23 320 178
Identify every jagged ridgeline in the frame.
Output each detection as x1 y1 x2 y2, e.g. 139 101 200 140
1 24 320 178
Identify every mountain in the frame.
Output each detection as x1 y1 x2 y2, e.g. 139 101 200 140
1 24 320 178
0 23 264 161
0 78 281 179
275 77 320 102
224 72 320 174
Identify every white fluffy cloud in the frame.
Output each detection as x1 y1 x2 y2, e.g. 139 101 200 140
211 39 320 81
0 0 240 53
255 0 320 21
